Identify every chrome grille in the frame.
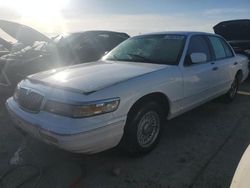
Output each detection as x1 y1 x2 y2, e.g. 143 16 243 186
14 87 44 112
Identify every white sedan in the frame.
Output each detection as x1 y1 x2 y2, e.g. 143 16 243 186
6 32 249 155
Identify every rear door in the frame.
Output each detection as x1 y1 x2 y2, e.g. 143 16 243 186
207 36 236 94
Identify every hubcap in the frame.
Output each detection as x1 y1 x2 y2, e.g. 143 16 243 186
137 111 160 148
230 78 238 98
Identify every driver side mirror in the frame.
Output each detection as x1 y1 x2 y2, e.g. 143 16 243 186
190 53 207 64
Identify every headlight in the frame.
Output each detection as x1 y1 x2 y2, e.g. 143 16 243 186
44 98 120 118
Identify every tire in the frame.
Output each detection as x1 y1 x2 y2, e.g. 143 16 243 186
121 102 164 156
223 75 239 103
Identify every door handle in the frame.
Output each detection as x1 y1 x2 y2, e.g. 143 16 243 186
212 67 218 71
234 62 238 65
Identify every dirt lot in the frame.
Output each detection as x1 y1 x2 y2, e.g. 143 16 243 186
1 82 250 188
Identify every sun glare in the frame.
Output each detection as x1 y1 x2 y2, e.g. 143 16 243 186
2 0 68 17
1 0 69 33
53 71 69 83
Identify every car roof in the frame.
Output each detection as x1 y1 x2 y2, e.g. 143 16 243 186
71 30 130 37
137 31 217 37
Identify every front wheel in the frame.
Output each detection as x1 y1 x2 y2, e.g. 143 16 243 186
121 102 164 155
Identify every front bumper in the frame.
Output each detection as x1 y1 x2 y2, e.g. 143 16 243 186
6 98 126 154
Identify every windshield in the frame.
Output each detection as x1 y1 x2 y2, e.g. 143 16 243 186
104 34 186 65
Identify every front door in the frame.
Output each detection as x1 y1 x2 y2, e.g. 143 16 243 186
181 35 214 110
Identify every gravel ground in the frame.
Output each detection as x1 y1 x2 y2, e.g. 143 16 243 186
0 82 250 188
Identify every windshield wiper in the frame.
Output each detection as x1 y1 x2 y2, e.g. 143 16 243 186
111 54 119 60
107 53 160 64
127 53 147 60
127 53 155 63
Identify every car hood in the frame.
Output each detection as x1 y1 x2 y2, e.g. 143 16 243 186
213 19 250 41
0 20 51 46
27 61 167 94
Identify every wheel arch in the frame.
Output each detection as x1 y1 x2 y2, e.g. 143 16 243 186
127 92 170 121
236 69 243 82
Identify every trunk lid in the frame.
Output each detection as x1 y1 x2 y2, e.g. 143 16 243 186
213 19 250 41
0 20 52 46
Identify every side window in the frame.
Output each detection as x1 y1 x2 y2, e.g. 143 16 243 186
220 38 234 57
79 37 95 48
208 36 227 59
95 34 111 50
186 35 211 65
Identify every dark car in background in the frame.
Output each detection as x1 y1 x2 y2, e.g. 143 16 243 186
214 19 250 62
0 37 12 57
53 30 130 64
0 20 129 87
0 44 9 57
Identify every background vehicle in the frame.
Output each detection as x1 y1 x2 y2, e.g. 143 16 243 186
6 32 249 155
0 37 12 57
214 19 250 63
0 44 9 57
0 20 129 87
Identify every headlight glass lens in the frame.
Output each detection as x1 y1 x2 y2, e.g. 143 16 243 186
44 98 120 118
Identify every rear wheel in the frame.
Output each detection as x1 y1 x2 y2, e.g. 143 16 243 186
223 75 239 102
121 102 164 155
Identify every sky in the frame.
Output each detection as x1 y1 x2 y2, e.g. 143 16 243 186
0 0 250 39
